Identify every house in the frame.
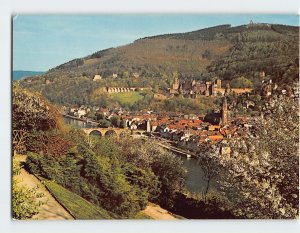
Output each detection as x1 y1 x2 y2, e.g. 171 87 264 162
77 108 87 118
93 75 102 81
70 107 77 113
151 121 158 132
208 134 224 142
172 131 184 141
133 72 139 78
231 88 253 95
208 125 221 131
193 83 206 95
220 146 231 155
261 79 273 96
130 123 138 130
154 93 167 100
259 71 266 78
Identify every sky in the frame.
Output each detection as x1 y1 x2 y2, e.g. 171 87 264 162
13 14 299 71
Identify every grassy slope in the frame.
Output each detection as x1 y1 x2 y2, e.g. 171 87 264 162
44 180 113 219
111 91 145 105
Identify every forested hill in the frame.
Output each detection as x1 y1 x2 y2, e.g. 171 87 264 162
20 23 299 106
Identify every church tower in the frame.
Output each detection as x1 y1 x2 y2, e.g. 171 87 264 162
146 120 151 132
222 97 228 125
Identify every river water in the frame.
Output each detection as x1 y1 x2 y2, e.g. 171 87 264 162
64 117 96 128
64 116 207 193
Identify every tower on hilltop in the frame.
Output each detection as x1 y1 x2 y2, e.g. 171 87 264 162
222 97 228 125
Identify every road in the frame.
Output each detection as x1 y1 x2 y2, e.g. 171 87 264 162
14 154 74 220
142 203 178 220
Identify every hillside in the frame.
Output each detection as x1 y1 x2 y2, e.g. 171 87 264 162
19 23 299 106
13 85 187 219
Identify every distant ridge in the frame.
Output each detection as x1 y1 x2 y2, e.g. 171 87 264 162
13 70 45 81
19 23 299 107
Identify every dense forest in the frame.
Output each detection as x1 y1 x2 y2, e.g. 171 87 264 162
19 23 299 108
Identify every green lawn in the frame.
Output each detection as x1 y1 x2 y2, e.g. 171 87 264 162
111 91 144 105
44 180 114 219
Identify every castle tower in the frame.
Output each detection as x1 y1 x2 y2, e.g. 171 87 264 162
216 79 222 88
172 77 180 90
205 81 211 96
212 84 217 97
222 97 228 125
192 79 196 87
225 83 231 96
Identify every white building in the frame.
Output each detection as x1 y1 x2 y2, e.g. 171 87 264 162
93 75 102 81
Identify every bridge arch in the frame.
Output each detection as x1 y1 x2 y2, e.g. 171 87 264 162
83 128 144 138
120 131 131 138
105 129 117 137
89 130 102 138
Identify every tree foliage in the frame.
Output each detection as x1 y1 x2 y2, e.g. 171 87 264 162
219 96 299 218
230 76 253 88
12 83 58 132
25 136 186 218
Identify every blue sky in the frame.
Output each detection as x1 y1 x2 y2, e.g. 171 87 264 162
13 14 299 71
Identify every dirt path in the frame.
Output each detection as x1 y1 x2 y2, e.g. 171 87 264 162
142 203 178 220
14 155 74 220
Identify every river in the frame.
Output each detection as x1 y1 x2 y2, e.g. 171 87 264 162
64 116 208 194
64 117 97 128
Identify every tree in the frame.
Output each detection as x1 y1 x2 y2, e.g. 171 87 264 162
119 119 126 128
230 76 253 88
151 152 186 208
26 130 73 158
13 83 58 132
110 116 121 128
99 119 111 128
219 96 299 219
197 144 221 202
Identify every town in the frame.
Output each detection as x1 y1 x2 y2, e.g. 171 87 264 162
62 76 299 157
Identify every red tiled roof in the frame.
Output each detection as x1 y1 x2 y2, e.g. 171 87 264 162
208 135 224 141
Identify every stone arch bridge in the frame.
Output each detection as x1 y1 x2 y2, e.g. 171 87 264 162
83 127 147 138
